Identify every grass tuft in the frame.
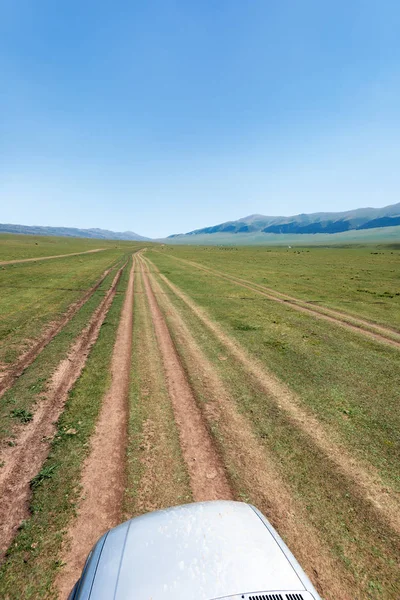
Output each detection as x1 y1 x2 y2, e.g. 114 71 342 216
10 408 33 423
30 465 59 490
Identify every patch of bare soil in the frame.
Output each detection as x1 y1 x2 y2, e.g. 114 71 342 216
140 256 232 503
161 253 400 349
0 265 113 398
55 259 135 599
144 256 400 536
0 266 124 560
0 248 106 266
146 265 354 600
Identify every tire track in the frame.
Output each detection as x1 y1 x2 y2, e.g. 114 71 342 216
139 255 232 503
124 265 192 518
56 257 135 599
0 264 117 399
144 255 400 535
157 252 400 349
0 264 125 559
144 261 355 600
0 247 106 266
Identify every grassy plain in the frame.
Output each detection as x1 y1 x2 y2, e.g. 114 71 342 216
157 244 400 330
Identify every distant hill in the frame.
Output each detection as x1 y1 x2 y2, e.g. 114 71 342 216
164 225 400 246
168 202 400 240
3 202 400 246
0 223 150 242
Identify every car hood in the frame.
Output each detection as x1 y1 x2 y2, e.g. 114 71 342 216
87 501 314 600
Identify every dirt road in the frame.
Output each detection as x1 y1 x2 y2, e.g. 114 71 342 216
140 255 232 502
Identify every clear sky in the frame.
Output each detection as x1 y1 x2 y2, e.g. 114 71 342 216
1 1 400 238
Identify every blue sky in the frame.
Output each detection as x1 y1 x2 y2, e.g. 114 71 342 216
1 1 400 238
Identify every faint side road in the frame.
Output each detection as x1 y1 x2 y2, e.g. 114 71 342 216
0 247 106 266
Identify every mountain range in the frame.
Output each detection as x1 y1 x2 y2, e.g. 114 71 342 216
1 202 399 244
168 202 400 238
0 223 150 241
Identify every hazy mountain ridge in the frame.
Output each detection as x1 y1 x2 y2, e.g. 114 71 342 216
2 202 399 244
0 223 150 241
168 202 400 238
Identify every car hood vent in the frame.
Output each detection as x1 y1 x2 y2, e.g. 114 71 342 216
249 594 285 600
248 595 304 600
212 588 316 600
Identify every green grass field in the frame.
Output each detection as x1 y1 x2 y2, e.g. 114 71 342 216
156 244 400 329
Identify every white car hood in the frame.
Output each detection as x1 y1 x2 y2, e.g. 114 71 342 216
89 501 314 600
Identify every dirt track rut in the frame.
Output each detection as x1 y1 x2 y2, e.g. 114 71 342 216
140 255 232 502
56 258 135 599
0 265 125 559
160 252 400 349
